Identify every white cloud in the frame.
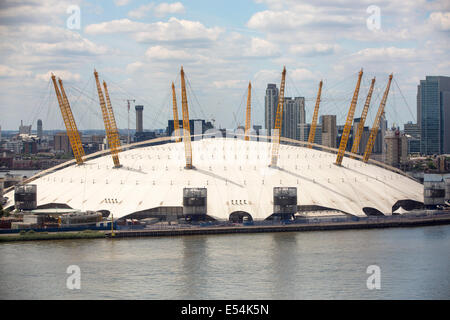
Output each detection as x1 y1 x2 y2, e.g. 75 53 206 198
85 17 224 44
154 2 185 18
0 65 32 78
115 0 132 7
290 43 340 56
247 10 302 31
126 61 145 73
290 68 316 81
22 36 109 56
244 37 280 57
128 3 154 19
145 45 194 60
0 0 81 25
84 18 144 34
128 2 185 19
35 70 81 82
247 6 358 33
252 69 280 86
135 18 224 43
350 47 417 62
428 11 450 31
246 0 432 45
212 79 246 89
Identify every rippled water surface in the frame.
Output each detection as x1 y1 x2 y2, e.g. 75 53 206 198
1 225 449 299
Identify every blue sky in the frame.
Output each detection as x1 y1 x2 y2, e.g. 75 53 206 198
0 0 449 131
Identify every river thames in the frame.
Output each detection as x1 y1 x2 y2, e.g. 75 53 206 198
0 225 449 299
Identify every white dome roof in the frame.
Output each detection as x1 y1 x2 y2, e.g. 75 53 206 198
3 138 423 220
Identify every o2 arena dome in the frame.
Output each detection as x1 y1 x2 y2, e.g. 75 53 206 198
2 67 424 222
3 136 423 221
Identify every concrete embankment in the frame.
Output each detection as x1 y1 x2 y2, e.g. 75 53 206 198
0 230 105 242
105 213 450 239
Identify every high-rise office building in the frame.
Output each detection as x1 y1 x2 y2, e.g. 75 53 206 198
417 76 450 155
282 97 305 140
385 129 408 168
352 117 371 154
265 84 278 136
404 121 420 154
321 115 337 148
299 123 322 145
54 132 71 154
264 84 305 140
372 113 387 155
37 119 43 139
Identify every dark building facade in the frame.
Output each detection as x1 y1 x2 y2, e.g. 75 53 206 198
417 76 450 155
265 84 278 137
404 121 420 154
167 119 214 137
53 132 72 154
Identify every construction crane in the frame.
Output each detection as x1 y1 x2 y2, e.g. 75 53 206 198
363 74 393 163
307 80 323 148
350 77 376 158
244 81 252 141
171 82 181 142
94 69 120 168
335 69 363 166
270 66 287 167
51 74 84 165
180 66 193 169
58 78 85 160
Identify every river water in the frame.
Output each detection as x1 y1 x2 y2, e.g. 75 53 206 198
0 225 449 300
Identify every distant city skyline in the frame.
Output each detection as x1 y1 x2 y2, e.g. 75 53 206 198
0 1 449 131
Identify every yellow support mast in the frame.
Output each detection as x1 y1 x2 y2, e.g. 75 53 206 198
52 76 84 165
350 77 376 158
172 82 181 142
335 69 363 166
244 81 252 141
362 74 393 163
180 66 193 169
307 80 323 148
94 69 120 168
270 66 287 167
103 80 122 167
58 79 85 158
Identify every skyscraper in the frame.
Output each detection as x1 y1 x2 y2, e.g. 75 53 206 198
282 97 305 140
265 84 278 136
54 132 71 154
417 76 450 155
404 121 420 154
265 84 305 140
352 117 370 154
385 129 408 168
37 119 43 139
299 123 322 145
373 113 387 155
321 115 337 148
